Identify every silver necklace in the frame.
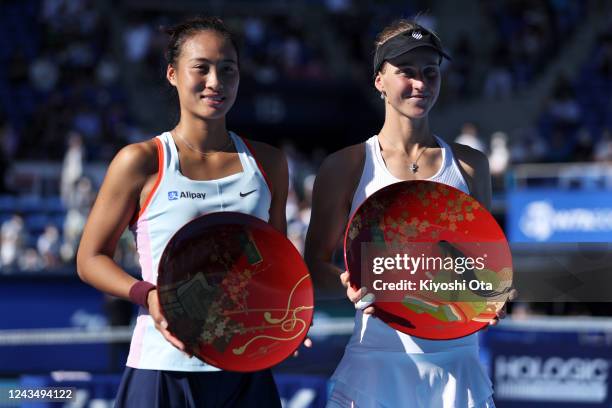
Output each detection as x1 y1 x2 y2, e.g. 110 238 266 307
379 134 432 173
173 130 234 156
410 146 429 173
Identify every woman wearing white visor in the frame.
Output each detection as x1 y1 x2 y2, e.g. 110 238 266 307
306 20 505 408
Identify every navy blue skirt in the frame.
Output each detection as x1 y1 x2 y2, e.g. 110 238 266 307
114 367 281 408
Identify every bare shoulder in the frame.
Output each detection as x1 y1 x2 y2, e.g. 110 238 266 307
314 142 365 206
107 139 159 183
450 142 490 177
243 138 285 164
241 138 287 180
318 143 365 181
450 142 492 209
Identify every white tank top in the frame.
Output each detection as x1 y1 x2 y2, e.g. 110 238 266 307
350 134 469 215
126 131 271 371
329 135 494 407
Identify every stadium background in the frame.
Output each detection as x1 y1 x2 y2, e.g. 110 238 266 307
1 0 612 406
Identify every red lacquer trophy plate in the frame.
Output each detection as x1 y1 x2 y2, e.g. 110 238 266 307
158 212 313 371
344 180 513 339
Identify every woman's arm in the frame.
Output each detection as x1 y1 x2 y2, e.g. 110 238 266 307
244 140 289 234
304 145 368 303
450 143 492 211
76 142 155 296
76 140 188 352
246 140 313 351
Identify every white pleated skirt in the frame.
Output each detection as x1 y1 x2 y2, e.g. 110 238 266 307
327 311 495 408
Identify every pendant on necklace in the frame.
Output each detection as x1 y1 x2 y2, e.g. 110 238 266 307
410 163 419 173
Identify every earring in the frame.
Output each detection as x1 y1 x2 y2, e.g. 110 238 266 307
380 92 385 100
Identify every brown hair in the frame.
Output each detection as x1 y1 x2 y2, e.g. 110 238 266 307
163 16 239 67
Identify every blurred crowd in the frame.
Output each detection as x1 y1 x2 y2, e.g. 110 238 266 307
1 1 610 163
0 131 138 272
2 0 133 164
1 0 612 275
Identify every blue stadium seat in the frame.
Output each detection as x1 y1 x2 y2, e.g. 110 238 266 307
25 213 50 235
44 196 65 214
0 213 13 225
0 195 16 212
17 195 44 214
51 214 66 230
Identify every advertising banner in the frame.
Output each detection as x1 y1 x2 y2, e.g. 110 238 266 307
483 321 612 408
507 190 612 242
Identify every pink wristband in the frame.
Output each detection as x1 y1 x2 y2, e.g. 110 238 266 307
129 281 156 308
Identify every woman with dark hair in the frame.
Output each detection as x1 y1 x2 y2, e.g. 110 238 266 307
305 20 501 407
77 17 287 407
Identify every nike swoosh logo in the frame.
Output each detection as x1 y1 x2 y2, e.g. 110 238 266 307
240 189 257 197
